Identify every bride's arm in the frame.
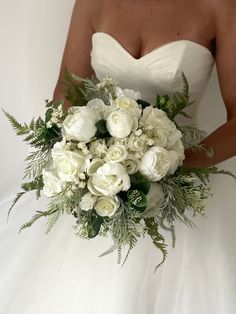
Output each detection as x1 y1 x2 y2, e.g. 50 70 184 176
53 0 96 106
183 1 236 168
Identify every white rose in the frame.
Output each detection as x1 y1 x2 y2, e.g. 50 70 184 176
62 106 98 142
105 144 127 163
52 141 90 182
106 110 133 138
79 192 97 211
89 139 108 158
116 87 141 100
143 183 165 218
87 158 104 176
42 167 64 197
87 98 113 120
123 155 140 174
139 146 170 181
88 162 130 196
94 196 120 217
115 97 142 119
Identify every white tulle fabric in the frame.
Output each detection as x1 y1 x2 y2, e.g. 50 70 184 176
0 32 236 314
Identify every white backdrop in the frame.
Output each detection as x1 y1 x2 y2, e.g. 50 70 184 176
0 0 75 196
0 1 236 313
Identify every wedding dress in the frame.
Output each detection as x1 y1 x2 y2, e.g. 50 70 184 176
0 31 236 314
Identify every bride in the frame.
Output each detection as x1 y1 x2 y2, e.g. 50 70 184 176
1 0 236 313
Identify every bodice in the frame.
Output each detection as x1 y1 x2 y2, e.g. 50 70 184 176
90 32 215 123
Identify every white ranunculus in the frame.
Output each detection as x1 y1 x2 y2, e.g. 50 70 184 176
52 141 90 182
87 158 104 176
116 87 141 100
143 183 165 218
62 106 98 142
105 144 127 163
106 110 133 138
123 155 140 174
42 167 64 197
128 133 148 152
87 98 113 120
115 97 142 119
79 192 97 211
139 146 170 181
94 196 120 217
88 162 130 196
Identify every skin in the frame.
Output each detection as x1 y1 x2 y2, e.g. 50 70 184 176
53 0 236 167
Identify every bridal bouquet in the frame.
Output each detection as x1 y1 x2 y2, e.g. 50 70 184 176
4 70 235 272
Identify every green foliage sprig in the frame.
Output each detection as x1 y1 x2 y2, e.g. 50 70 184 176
155 72 194 121
144 217 168 272
62 68 112 106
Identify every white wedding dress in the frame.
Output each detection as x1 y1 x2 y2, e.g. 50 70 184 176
0 32 236 314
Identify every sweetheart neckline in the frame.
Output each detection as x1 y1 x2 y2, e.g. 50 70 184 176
92 32 215 61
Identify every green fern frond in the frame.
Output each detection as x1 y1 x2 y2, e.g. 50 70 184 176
159 218 176 248
7 191 26 222
181 71 189 101
178 166 236 184
98 244 118 258
19 209 57 233
161 72 192 120
35 188 41 200
117 245 122 264
121 234 138 267
213 168 236 180
24 150 50 180
2 110 29 135
45 209 62 234
179 125 207 150
144 217 168 273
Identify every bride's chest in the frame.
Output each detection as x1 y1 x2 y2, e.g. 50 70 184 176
90 32 214 89
94 0 215 60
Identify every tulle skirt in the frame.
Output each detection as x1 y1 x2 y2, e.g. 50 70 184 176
0 157 236 314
